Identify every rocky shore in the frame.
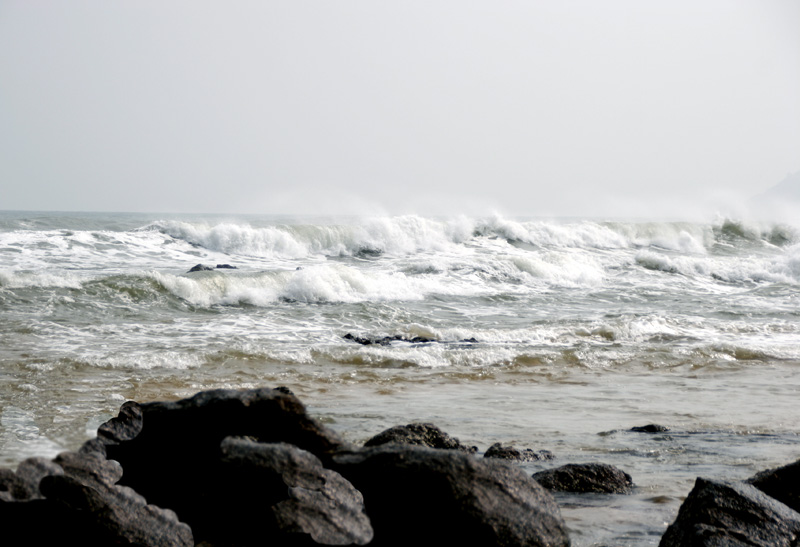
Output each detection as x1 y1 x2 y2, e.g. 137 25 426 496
1 387 799 546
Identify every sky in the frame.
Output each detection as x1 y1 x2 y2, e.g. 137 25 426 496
1 1 799 219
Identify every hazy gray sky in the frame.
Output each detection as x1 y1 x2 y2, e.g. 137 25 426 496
1 1 798 218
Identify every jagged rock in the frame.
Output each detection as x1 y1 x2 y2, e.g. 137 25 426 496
100 387 351 542
188 263 214 272
364 422 477 453
659 477 800 547
533 463 633 494
484 442 554 462
0 449 192 546
343 333 478 346
631 424 670 433
747 458 800 513
215 437 373 546
332 444 570 547
0 457 63 501
215 264 237 269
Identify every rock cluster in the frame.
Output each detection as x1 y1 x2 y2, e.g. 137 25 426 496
3 386 799 546
0 387 569 546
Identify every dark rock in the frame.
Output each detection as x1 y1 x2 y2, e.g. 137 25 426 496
631 424 670 433
533 463 633 494
98 399 144 445
343 333 476 346
1 449 192 546
659 477 800 547
216 437 373 546
101 387 351 542
364 422 477 453
0 457 63 501
188 263 213 272
40 473 193 546
747 458 800 513
52 450 122 488
332 444 570 547
215 263 237 269
484 442 555 462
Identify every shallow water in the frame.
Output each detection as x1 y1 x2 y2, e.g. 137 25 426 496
1 210 799 545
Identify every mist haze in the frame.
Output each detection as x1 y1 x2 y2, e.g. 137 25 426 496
1 1 798 219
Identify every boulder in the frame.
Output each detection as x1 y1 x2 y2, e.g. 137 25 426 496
100 387 351 542
364 422 476 453
0 449 192 546
215 437 373 545
747 458 800 513
484 442 554 462
659 477 800 547
332 444 570 547
533 463 633 494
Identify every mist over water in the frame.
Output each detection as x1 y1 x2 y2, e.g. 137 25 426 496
1 210 800 545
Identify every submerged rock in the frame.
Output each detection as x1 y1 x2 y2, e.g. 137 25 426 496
630 424 670 433
343 333 478 346
747 458 800 513
533 463 633 494
333 444 570 547
187 263 238 273
484 442 555 462
364 422 477 453
660 477 800 547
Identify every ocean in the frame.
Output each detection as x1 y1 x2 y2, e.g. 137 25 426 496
1 210 799 544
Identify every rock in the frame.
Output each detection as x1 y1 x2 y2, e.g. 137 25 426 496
630 424 670 433
215 437 373 545
659 477 800 547
533 463 633 494
0 457 63 501
484 442 555 462
39 473 194 546
332 444 570 547
364 422 477 453
101 387 351 542
187 263 238 273
343 333 480 346
747 458 800 513
0 449 192 546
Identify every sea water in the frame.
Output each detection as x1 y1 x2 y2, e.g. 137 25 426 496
1 210 799 545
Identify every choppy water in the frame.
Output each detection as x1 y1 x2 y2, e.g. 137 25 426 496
1 210 799 545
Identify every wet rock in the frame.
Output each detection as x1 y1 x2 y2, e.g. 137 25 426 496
39 472 193 546
0 450 192 546
187 263 237 273
659 477 800 547
484 442 555 462
100 387 351 542
747 458 800 513
533 463 634 494
216 437 373 546
343 333 436 346
333 444 570 547
630 424 670 433
0 457 63 501
364 422 477 453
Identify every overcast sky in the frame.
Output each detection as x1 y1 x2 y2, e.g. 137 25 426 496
1 1 798 219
